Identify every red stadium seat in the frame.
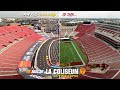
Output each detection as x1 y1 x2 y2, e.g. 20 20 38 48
0 25 43 78
74 24 120 64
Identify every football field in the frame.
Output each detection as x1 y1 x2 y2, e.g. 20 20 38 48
60 40 87 66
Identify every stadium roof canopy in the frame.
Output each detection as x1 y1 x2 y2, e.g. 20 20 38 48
67 21 77 24
60 38 70 39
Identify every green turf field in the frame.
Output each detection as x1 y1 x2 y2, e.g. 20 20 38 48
60 40 87 65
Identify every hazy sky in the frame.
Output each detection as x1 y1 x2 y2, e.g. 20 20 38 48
77 11 120 18
0 11 120 18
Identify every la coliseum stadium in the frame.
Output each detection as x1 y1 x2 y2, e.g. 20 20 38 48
0 17 120 79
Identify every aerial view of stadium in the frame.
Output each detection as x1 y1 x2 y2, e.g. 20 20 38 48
0 11 120 79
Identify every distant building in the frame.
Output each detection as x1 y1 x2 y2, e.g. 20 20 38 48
0 22 7 26
40 19 59 33
7 18 15 21
61 21 81 26
0 18 3 22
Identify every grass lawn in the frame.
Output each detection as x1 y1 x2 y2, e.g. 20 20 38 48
60 40 87 65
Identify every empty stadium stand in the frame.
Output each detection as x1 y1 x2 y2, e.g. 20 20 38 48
74 24 120 64
94 26 120 49
0 25 42 78
84 70 118 79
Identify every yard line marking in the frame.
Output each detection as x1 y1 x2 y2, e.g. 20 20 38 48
71 41 85 66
